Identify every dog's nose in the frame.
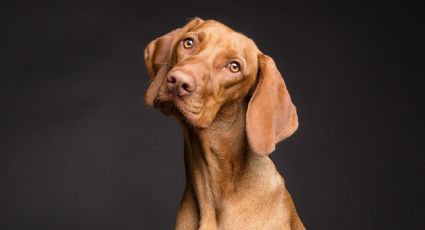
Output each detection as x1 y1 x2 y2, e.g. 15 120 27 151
167 70 196 96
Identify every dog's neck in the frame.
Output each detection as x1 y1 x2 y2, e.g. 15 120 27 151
178 100 252 222
180 101 248 187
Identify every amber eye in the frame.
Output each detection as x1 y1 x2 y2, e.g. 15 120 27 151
228 61 241 73
182 38 194 49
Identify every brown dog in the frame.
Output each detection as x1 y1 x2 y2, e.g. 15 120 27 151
144 18 305 230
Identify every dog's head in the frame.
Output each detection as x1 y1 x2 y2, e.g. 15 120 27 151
144 18 298 156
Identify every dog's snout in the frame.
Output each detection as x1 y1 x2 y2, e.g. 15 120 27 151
167 70 196 96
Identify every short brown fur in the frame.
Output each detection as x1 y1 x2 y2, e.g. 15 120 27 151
144 18 305 230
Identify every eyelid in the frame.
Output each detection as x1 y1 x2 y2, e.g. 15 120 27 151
181 37 194 45
182 34 198 42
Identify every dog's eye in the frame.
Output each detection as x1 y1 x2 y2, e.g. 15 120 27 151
182 38 194 49
228 61 241 73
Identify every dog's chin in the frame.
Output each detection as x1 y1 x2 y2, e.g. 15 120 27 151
154 97 210 129
153 100 176 116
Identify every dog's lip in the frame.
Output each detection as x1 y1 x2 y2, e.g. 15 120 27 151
153 96 202 117
174 96 203 115
154 95 209 128
153 100 175 115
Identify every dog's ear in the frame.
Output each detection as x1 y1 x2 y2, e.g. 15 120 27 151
246 54 298 157
144 18 204 106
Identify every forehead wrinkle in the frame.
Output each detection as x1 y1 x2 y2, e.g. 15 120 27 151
188 22 256 70
220 50 246 63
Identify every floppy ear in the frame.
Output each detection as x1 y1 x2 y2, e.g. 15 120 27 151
144 18 204 106
246 55 299 157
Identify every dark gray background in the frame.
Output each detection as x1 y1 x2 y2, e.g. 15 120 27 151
1 1 424 229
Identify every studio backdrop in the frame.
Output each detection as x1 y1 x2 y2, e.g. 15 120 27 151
1 1 424 230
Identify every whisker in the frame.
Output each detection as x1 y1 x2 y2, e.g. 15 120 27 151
144 79 153 86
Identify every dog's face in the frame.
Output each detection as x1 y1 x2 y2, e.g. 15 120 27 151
145 18 298 156
146 19 260 128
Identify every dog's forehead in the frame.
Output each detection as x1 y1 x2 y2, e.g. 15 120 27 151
194 21 257 47
193 20 233 35
189 20 259 61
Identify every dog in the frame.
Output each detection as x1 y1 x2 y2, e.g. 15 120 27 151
144 18 305 230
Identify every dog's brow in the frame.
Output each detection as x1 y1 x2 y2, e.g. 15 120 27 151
184 31 208 43
224 51 247 65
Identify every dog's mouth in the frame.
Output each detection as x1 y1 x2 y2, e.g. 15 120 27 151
153 100 178 116
153 96 206 127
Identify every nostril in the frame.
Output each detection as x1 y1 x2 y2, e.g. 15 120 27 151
181 83 190 92
168 76 177 84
